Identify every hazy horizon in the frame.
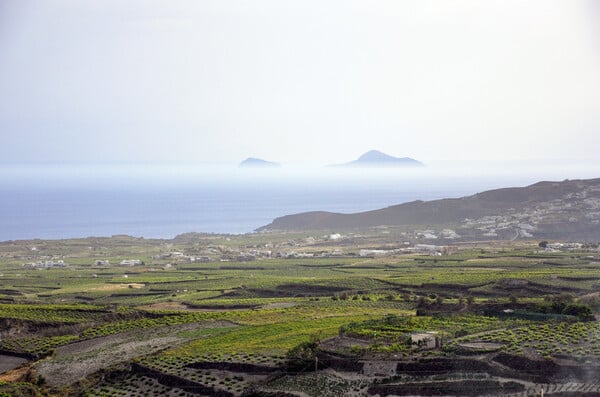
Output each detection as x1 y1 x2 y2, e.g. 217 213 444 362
1 159 599 187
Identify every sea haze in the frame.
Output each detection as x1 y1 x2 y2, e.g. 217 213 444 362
0 162 598 241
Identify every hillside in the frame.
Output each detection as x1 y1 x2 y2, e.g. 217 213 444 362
331 150 424 167
257 178 600 240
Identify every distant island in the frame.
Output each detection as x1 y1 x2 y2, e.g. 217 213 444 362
331 150 424 168
239 157 281 168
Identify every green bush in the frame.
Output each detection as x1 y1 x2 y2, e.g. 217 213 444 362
286 339 319 371
563 304 595 322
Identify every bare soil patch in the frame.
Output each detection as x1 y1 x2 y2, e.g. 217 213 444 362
137 301 191 311
35 320 237 387
0 355 28 374
91 283 145 291
0 365 29 382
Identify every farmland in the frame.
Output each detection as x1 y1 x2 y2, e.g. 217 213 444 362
0 234 599 396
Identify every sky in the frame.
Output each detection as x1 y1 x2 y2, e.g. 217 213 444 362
1 0 599 165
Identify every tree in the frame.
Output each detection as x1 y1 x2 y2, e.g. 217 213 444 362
538 241 549 249
546 293 574 313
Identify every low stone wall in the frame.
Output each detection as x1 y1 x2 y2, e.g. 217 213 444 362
367 380 524 396
394 358 495 376
316 351 363 372
131 362 234 397
186 361 279 374
494 353 600 383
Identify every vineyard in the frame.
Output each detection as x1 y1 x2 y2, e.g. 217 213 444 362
453 321 600 358
1 237 600 396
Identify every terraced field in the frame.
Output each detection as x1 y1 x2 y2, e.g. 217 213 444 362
1 237 599 396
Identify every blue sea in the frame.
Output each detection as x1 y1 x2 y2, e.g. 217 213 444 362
0 162 598 241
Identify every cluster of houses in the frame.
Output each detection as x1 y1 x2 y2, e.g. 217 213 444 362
29 260 67 269
461 185 600 239
543 242 584 252
150 249 273 263
94 259 143 266
358 245 456 257
413 229 461 240
462 215 537 238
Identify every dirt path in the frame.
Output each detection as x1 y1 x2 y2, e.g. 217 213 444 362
456 342 504 350
261 302 297 310
0 366 29 382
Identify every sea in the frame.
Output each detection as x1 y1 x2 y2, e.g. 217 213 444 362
1 161 598 242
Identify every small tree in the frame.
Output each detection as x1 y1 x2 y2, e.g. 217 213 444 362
546 293 574 313
564 304 595 322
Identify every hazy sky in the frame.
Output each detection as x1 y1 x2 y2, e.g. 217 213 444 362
1 0 599 165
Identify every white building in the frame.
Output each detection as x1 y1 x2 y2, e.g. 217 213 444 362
411 331 440 350
119 259 143 266
32 260 67 269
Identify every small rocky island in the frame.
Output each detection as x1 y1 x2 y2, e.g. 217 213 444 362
238 157 281 168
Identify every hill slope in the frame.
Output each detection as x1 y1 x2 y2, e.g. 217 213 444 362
257 178 600 240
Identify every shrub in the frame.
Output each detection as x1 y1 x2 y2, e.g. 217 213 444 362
286 339 319 371
563 304 595 322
